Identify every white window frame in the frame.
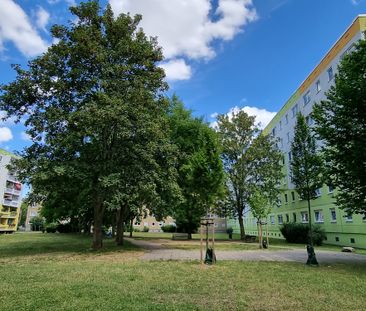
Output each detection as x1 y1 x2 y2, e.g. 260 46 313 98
301 212 309 223
270 215 275 225
314 210 324 223
303 90 311 106
327 66 334 81
316 80 321 93
330 208 337 222
278 215 283 225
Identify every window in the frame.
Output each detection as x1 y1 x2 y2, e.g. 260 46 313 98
287 132 290 143
350 238 355 244
284 194 288 204
335 236 339 242
316 80 321 93
345 214 353 222
291 104 298 118
303 90 311 106
330 208 337 222
279 121 282 130
305 115 313 126
301 212 308 223
293 213 297 222
270 215 275 225
291 191 295 202
314 210 324 223
315 188 321 197
285 114 289 124
278 215 283 224
288 152 292 162
285 214 289 222
327 66 334 81
272 127 276 137
328 185 334 193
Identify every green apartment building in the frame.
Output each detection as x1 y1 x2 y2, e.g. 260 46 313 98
230 15 366 249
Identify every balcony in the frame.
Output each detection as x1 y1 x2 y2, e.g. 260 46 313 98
0 210 10 217
4 188 21 195
9 212 18 218
0 224 8 229
3 199 19 208
7 174 19 183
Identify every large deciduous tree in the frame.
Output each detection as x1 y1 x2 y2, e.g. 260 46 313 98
313 38 366 215
290 113 323 248
217 111 282 240
0 1 173 249
169 97 224 239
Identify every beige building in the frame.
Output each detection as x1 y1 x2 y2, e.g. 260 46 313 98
25 203 41 231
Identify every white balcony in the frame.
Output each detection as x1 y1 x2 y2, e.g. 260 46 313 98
3 199 18 207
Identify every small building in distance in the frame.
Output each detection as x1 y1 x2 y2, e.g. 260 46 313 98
0 149 23 233
25 203 41 231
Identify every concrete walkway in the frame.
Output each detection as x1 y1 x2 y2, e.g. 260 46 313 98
126 238 366 264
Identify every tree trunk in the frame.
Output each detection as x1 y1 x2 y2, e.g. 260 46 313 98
187 232 192 240
92 199 104 250
129 218 133 237
238 214 246 240
115 208 125 246
307 198 313 246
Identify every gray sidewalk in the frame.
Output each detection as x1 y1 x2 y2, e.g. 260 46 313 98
126 238 366 264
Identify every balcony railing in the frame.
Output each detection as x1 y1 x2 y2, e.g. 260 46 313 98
3 199 19 207
0 224 8 229
4 188 21 195
9 212 18 218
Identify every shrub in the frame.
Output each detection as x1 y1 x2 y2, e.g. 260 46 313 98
161 224 176 233
56 223 72 233
142 226 149 232
133 227 141 232
45 223 57 233
280 222 326 246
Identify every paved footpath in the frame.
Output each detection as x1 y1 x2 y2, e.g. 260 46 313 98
126 238 366 264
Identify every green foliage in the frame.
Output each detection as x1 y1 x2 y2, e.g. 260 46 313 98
161 224 176 233
45 223 58 233
0 1 178 248
313 37 366 215
290 113 323 201
280 222 326 246
169 96 225 238
217 110 282 239
142 226 149 232
29 216 45 232
56 223 73 233
226 227 233 235
19 201 28 227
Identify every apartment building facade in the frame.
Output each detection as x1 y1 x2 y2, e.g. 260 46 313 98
230 15 366 248
0 149 23 233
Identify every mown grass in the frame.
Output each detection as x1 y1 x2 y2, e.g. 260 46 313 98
130 232 366 254
1 233 366 310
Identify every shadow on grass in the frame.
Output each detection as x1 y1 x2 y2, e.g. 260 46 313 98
0 232 140 259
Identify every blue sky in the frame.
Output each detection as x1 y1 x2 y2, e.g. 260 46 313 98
0 0 366 154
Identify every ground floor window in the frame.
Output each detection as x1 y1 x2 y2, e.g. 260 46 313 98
330 208 336 222
301 212 308 223
278 215 283 224
314 210 324 223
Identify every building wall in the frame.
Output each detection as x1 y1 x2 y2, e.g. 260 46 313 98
25 203 41 231
231 15 366 249
0 149 23 233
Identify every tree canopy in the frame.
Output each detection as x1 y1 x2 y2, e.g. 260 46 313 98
217 110 282 240
313 37 366 215
0 1 177 249
169 96 225 239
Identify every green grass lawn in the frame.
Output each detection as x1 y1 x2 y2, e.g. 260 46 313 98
128 231 366 254
1 233 366 311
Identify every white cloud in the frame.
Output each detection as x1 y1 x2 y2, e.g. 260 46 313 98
159 59 192 81
211 105 276 130
110 0 257 80
0 0 49 57
0 127 13 142
35 6 50 32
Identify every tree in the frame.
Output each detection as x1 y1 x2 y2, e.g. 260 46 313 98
169 97 224 239
217 111 282 240
0 1 172 249
290 113 323 252
249 190 272 249
313 38 366 215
